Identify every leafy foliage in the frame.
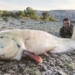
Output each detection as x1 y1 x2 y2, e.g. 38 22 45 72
0 7 57 21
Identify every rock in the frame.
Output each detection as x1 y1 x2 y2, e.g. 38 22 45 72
8 70 15 73
41 70 52 75
4 74 11 75
18 64 25 68
48 58 56 66
50 54 59 58
72 63 75 70
38 63 48 71
73 73 75 75
56 59 63 67
26 74 29 75
60 54 72 62
56 70 68 75
18 74 22 75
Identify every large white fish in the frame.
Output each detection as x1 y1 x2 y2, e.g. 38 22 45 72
0 28 75 63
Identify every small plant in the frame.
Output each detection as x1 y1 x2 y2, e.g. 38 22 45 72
2 17 8 22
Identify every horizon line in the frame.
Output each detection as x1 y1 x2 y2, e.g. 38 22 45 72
0 9 75 11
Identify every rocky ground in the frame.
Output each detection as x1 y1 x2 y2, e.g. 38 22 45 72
0 17 75 75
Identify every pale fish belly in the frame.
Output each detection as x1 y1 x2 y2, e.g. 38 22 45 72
25 37 54 55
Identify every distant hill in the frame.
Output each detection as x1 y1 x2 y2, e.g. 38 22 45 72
2 10 75 21
36 10 75 21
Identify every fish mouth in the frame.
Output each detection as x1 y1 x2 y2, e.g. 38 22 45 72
24 50 43 63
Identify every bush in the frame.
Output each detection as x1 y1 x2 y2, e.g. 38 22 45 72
2 17 8 22
0 7 57 21
41 11 50 20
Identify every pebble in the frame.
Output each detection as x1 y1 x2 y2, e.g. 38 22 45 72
4 74 11 75
56 70 68 75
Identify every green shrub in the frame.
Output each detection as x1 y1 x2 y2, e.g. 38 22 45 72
2 17 8 22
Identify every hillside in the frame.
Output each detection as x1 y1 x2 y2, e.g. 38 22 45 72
37 10 75 21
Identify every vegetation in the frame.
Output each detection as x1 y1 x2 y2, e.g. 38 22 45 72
41 11 57 21
2 16 8 21
0 7 57 21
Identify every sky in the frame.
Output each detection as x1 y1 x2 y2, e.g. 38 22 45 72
0 0 75 11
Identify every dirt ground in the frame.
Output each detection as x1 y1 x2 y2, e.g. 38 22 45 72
0 17 75 75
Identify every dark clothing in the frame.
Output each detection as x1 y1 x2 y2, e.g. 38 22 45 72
59 25 74 38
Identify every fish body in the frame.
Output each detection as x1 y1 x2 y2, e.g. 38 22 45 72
0 29 75 63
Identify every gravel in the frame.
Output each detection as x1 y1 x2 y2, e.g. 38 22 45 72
0 17 75 75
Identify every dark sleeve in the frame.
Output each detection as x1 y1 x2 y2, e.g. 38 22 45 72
59 28 65 38
70 25 74 35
